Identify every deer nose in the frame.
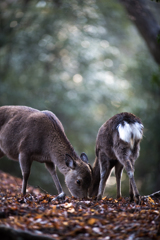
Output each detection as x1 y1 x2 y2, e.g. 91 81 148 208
83 191 88 199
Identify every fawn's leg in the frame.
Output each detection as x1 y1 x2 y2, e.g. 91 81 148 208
114 143 140 204
123 160 140 204
115 161 124 199
129 180 134 202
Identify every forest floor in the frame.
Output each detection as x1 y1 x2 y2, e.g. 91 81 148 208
0 170 159 240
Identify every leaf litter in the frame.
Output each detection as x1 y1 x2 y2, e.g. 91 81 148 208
0 171 159 239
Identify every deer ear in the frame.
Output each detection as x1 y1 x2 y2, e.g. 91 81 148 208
80 152 89 164
65 154 76 169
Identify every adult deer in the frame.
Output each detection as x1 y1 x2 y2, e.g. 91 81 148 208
0 106 92 200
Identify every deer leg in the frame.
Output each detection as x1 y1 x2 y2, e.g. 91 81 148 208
97 153 112 200
19 152 32 195
114 144 140 204
129 180 134 202
123 160 140 204
45 162 65 200
115 162 124 199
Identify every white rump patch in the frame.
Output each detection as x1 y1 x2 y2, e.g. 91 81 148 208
117 121 143 146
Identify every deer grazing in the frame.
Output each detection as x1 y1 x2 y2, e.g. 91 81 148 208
0 106 92 200
89 112 144 204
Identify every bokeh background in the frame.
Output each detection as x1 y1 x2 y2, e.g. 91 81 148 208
0 0 160 198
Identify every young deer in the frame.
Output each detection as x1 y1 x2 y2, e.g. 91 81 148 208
0 106 92 200
89 112 143 204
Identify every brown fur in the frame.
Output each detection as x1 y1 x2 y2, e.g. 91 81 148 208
89 112 143 203
0 106 92 199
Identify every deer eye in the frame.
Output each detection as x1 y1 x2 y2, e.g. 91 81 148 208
76 180 81 185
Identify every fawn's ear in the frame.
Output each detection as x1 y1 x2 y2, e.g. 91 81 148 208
65 154 76 169
80 152 89 164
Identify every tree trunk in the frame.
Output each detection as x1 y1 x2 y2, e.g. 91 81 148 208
119 0 160 65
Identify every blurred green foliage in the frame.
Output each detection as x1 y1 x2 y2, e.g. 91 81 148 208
0 0 160 197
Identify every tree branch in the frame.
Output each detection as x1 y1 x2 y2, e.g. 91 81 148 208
119 0 160 65
148 190 160 198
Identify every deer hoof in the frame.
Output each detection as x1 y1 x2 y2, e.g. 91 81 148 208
97 194 102 201
135 195 141 205
52 192 66 201
129 194 134 203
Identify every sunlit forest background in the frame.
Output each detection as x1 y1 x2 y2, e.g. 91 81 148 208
0 0 160 198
